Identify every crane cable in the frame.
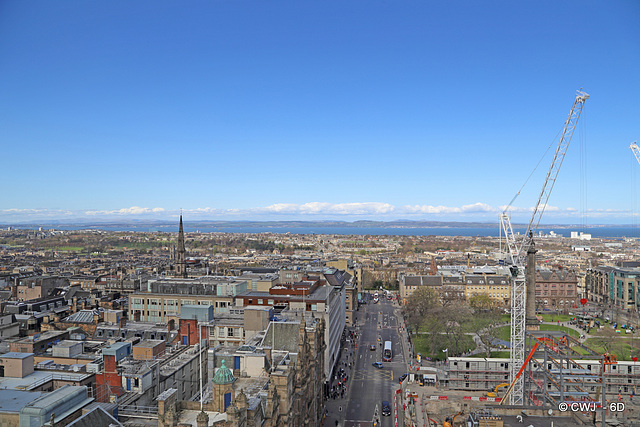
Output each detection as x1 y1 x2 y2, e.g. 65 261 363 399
633 149 638 236
579 109 588 233
502 127 565 215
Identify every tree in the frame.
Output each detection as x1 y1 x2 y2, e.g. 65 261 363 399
472 306 504 358
438 302 472 356
403 286 438 332
469 294 493 311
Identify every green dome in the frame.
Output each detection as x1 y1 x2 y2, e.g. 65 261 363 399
213 359 235 385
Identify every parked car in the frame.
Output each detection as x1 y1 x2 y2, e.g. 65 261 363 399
372 362 383 369
382 401 391 416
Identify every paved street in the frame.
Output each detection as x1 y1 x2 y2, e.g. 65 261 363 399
324 294 407 426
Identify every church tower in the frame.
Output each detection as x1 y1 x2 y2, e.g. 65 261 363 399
176 214 187 278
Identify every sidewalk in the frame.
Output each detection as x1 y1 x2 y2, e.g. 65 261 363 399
323 329 358 427
393 302 430 427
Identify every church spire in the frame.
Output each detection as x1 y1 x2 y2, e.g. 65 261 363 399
176 213 187 278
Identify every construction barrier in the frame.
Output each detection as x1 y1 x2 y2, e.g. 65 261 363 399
462 396 502 402
394 393 398 427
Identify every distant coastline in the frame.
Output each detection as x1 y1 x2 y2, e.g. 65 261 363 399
2 220 639 238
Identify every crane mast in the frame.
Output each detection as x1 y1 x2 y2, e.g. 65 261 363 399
502 90 589 405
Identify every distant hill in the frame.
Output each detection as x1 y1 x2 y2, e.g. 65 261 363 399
1 219 594 229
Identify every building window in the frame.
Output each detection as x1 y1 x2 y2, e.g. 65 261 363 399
228 328 234 337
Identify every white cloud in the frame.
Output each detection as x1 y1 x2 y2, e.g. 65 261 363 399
85 206 165 216
0 202 635 223
1 208 49 214
260 202 395 215
404 202 496 214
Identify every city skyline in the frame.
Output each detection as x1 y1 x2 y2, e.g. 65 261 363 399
2 1 639 224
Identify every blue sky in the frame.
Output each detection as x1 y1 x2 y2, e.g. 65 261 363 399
1 1 639 224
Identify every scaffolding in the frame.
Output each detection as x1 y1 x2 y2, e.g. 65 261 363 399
524 331 606 427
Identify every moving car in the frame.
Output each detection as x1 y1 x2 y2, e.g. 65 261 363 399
382 401 391 416
370 344 376 351
372 362 383 369
398 373 408 383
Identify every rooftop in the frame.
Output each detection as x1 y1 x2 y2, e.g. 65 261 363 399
0 389 43 413
178 410 226 426
134 340 165 349
212 359 235 385
53 340 82 349
0 352 34 359
0 369 91 391
64 310 99 323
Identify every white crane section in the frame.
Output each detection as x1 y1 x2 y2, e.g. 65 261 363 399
501 90 589 405
630 142 640 166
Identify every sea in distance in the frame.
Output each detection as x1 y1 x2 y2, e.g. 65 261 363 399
5 221 640 239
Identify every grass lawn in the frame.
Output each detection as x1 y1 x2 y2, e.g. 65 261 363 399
539 324 581 338
540 314 572 322
469 351 511 358
412 334 476 361
490 324 580 344
583 337 640 361
54 246 84 252
494 326 511 341
571 346 593 356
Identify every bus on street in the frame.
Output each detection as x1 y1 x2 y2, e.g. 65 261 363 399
383 341 392 361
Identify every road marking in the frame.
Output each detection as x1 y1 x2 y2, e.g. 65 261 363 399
351 370 394 381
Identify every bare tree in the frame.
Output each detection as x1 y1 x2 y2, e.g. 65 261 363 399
403 286 438 332
472 306 503 358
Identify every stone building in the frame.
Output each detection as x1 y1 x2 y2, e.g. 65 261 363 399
175 215 188 278
535 268 578 311
157 316 324 426
586 266 640 312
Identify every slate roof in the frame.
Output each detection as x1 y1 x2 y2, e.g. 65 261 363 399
536 269 576 282
261 321 301 353
64 310 99 323
66 405 122 427
403 275 443 287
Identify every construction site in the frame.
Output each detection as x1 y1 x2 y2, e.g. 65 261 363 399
403 90 640 426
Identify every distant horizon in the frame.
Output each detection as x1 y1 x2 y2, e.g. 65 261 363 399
1 218 637 229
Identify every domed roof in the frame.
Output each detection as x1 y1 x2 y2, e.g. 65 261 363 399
213 359 235 385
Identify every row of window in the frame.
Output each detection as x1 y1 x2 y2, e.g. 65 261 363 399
536 284 574 288
132 298 228 308
466 280 508 285
468 292 508 298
